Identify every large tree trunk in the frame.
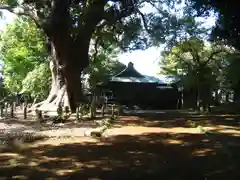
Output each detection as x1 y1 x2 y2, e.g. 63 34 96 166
34 41 87 113
32 0 106 113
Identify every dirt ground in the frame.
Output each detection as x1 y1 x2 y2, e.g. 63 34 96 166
0 110 240 180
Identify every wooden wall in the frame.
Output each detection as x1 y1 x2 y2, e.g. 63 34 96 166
103 82 179 109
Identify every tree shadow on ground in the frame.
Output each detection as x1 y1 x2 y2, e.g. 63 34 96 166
116 110 240 129
0 131 240 180
0 115 108 134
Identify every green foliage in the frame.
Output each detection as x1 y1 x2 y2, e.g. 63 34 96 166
2 0 232 110
0 82 9 99
84 44 126 89
63 106 71 120
0 15 124 99
22 63 51 100
0 17 47 94
160 37 228 94
189 0 240 50
0 0 208 53
222 53 240 92
3 75 22 94
54 104 71 123
79 104 90 116
54 104 64 123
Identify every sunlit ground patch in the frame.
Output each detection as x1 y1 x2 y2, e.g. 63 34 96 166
202 139 210 143
163 139 184 145
224 117 234 121
0 153 24 162
55 169 75 176
192 148 214 157
12 175 27 180
216 129 240 136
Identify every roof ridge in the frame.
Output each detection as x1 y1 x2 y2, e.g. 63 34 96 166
113 62 144 78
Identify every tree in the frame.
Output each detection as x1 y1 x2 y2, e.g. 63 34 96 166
22 63 51 101
0 77 9 99
0 17 47 94
0 0 193 112
0 16 127 101
1 15 126 104
188 0 240 50
160 37 227 109
222 53 240 102
84 43 125 89
188 0 240 104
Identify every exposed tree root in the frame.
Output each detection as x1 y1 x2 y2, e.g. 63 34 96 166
30 43 86 113
40 86 66 111
32 92 57 109
30 86 69 114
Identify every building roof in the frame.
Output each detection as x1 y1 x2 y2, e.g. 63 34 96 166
110 62 179 85
113 62 145 78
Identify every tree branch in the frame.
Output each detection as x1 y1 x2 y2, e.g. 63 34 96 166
92 37 101 62
172 51 192 68
103 1 138 24
190 49 201 64
22 5 43 29
74 0 106 45
135 8 151 34
184 43 201 65
146 0 161 12
203 49 225 66
50 0 72 36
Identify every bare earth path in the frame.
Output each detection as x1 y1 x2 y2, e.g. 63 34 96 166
0 110 240 180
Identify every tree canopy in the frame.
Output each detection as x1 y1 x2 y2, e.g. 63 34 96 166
85 43 126 89
0 0 200 111
0 15 126 100
160 37 230 108
188 0 240 50
0 17 47 94
1 0 239 112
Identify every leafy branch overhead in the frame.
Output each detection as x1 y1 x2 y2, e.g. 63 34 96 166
0 0 203 52
0 0 224 112
186 0 240 50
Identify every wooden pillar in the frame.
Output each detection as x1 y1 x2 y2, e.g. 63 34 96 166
90 94 96 119
101 104 105 118
111 104 114 118
4 102 8 117
13 102 16 111
76 106 80 120
10 102 14 118
23 102 27 120
116 104 120 117
0 105 3 117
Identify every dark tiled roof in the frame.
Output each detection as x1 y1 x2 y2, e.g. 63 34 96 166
113 62 145 78
110 62 179 84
